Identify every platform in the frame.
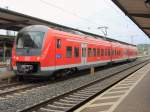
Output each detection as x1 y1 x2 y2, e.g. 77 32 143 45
0 67 15 81
75 63 150 112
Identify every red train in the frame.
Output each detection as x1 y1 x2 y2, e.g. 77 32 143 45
11 25 138 77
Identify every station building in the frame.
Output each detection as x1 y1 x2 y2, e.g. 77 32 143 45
0 35 14 64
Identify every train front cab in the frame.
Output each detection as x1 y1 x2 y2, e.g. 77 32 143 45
11 25 55 77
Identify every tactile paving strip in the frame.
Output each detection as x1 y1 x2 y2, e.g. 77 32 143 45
75 63 150 112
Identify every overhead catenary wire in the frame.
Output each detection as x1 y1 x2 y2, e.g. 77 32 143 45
39 0 108 36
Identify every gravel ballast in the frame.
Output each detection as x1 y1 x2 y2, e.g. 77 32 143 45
0 58 149 112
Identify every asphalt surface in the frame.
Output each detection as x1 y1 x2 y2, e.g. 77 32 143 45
0 67 7 73
114 70 150 112
74 61 150 112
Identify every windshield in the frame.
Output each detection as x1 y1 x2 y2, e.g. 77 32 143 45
16 31 45 49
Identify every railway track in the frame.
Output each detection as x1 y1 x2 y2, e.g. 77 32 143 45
0 81 52 99
0 60 139 100
0 63 126 99
18 59 150 112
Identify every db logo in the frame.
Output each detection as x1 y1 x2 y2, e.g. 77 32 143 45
25 57 30 61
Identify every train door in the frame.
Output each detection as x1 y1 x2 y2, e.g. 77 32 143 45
81 43 87 65
55 38 64 66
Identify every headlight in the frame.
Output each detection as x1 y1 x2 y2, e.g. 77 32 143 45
16 56 19 60
37 57 40 61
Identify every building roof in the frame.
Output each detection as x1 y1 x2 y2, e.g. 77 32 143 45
0 35 14 47
112 0 150 38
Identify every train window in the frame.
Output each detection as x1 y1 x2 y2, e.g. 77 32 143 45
111 49 113 56
112 50 114 56
125 50 127 55
66 46 72 58
56 39 61 48
74 47 79 57
82 48 86 57
97 48 100 56
105 49 107 56
93 48 96 56
88 48 92 57
108 49 111 56
101 49 104 56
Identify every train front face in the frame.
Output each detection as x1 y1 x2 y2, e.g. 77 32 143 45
12 25 49 76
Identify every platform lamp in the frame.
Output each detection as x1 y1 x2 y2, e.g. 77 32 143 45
145 0 150 7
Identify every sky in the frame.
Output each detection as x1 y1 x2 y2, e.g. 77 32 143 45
0 0 150 45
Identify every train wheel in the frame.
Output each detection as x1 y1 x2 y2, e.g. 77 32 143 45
53 71 64 79
73 67 78 73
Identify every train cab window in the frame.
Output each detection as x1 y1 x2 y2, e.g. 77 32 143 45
66 46 72 58
93 48 96 56
16 31 45 49
74 47 79 57
56 39 61 48
97 48 100 56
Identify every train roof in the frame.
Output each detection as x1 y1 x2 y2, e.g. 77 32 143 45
25 25 136 47
71 29 136 47
43 25 137 47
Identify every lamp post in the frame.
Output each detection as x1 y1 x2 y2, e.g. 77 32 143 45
145 0 150 7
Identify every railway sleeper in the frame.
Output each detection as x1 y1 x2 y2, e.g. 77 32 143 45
76 91 95 95
79 89 97 93
72 93 92 98
40 107 64 112
70 94 89 98
59 98 81 104
64 97 84 103
46 104 69 111
53 101 75 107
82 90 99 94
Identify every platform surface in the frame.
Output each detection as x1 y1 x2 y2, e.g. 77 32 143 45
75 63 150 112
0 67 15 80
0 67 7 73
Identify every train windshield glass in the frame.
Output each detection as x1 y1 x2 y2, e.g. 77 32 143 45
16 31 45 49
